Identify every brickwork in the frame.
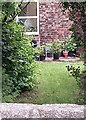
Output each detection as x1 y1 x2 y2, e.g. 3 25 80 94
34 2 73 44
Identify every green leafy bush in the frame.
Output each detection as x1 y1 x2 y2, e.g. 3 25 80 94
2 21 36 102
45 43 52 53
35 46 45 56
66 65 81 87
66 65 85 104
52 39 62 53
62 35 77 52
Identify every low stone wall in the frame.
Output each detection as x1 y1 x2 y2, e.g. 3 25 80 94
0 104 85 119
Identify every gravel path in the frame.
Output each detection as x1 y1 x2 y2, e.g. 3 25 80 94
0 104 85 119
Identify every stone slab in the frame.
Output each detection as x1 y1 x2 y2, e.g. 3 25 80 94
0 104 85 119
59 57 81 62
43 57 81 62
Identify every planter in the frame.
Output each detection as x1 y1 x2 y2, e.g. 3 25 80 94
53 53 59 59
63 51 68 57
68 51 76 57
47 52 52 57
35 55 40 61
61 51 64 57
40 54 45 61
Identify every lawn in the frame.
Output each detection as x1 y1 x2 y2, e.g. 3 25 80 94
15 61 84 104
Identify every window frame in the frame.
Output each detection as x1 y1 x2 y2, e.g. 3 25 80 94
17 0 39 35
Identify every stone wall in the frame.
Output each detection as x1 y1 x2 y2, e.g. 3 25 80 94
34 2 73 44
0 103 84 118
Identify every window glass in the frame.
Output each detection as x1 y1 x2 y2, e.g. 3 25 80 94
20 2 37 16
18 1 39 35
19 18 37 32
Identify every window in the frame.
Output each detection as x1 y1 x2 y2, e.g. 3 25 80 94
17 0 39 35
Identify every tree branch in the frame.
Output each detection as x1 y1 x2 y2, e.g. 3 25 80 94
5 1 30 23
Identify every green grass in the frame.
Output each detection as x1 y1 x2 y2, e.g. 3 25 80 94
15 61 84 104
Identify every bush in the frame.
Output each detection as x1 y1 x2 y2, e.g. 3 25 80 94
66 65 81 87
52 39 62 53
2 21 36 102
62 35 77 52
66 65 85 104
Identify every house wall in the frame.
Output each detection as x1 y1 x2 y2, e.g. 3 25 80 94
34 2 73 44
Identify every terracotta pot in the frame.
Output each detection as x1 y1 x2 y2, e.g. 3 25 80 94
63 51 68 57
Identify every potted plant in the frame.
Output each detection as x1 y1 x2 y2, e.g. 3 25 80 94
45 43 53 58
35 46 45 61
62 41 69 57
62 35 77 57
63 50 69 57
52 39 62 59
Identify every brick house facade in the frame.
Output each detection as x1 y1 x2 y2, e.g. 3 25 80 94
34 2 73 44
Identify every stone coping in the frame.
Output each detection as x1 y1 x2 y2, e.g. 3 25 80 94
0 104 85 119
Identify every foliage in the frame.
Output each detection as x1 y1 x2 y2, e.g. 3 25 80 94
15 62 83 104
61 2 86 104
62 34 77 51
66 65 81 87
1 2 30 23
45 43 52 53
66 65 85 104
45 43 52 48
61 2 86 52
2 21 36 102
69 32 83 48
1 2 21 23
52 39 62 53
80 51 86 59
2 2 37 102
35 46 45 56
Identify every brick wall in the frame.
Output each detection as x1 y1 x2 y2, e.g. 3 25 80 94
34 2 73 44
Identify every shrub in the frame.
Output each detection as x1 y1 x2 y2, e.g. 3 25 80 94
66 65 85 104
52 39 62 53
66 65 81 87
2 21 36 102
62 35 77 52
35 46 45 56
45 43 52 53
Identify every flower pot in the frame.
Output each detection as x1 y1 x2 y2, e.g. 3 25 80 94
63 51 68 57
53 53 59 59
61 51 64 57
40 54 45 61
68 51 76 57
35 55 40 61
47 52 52 57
